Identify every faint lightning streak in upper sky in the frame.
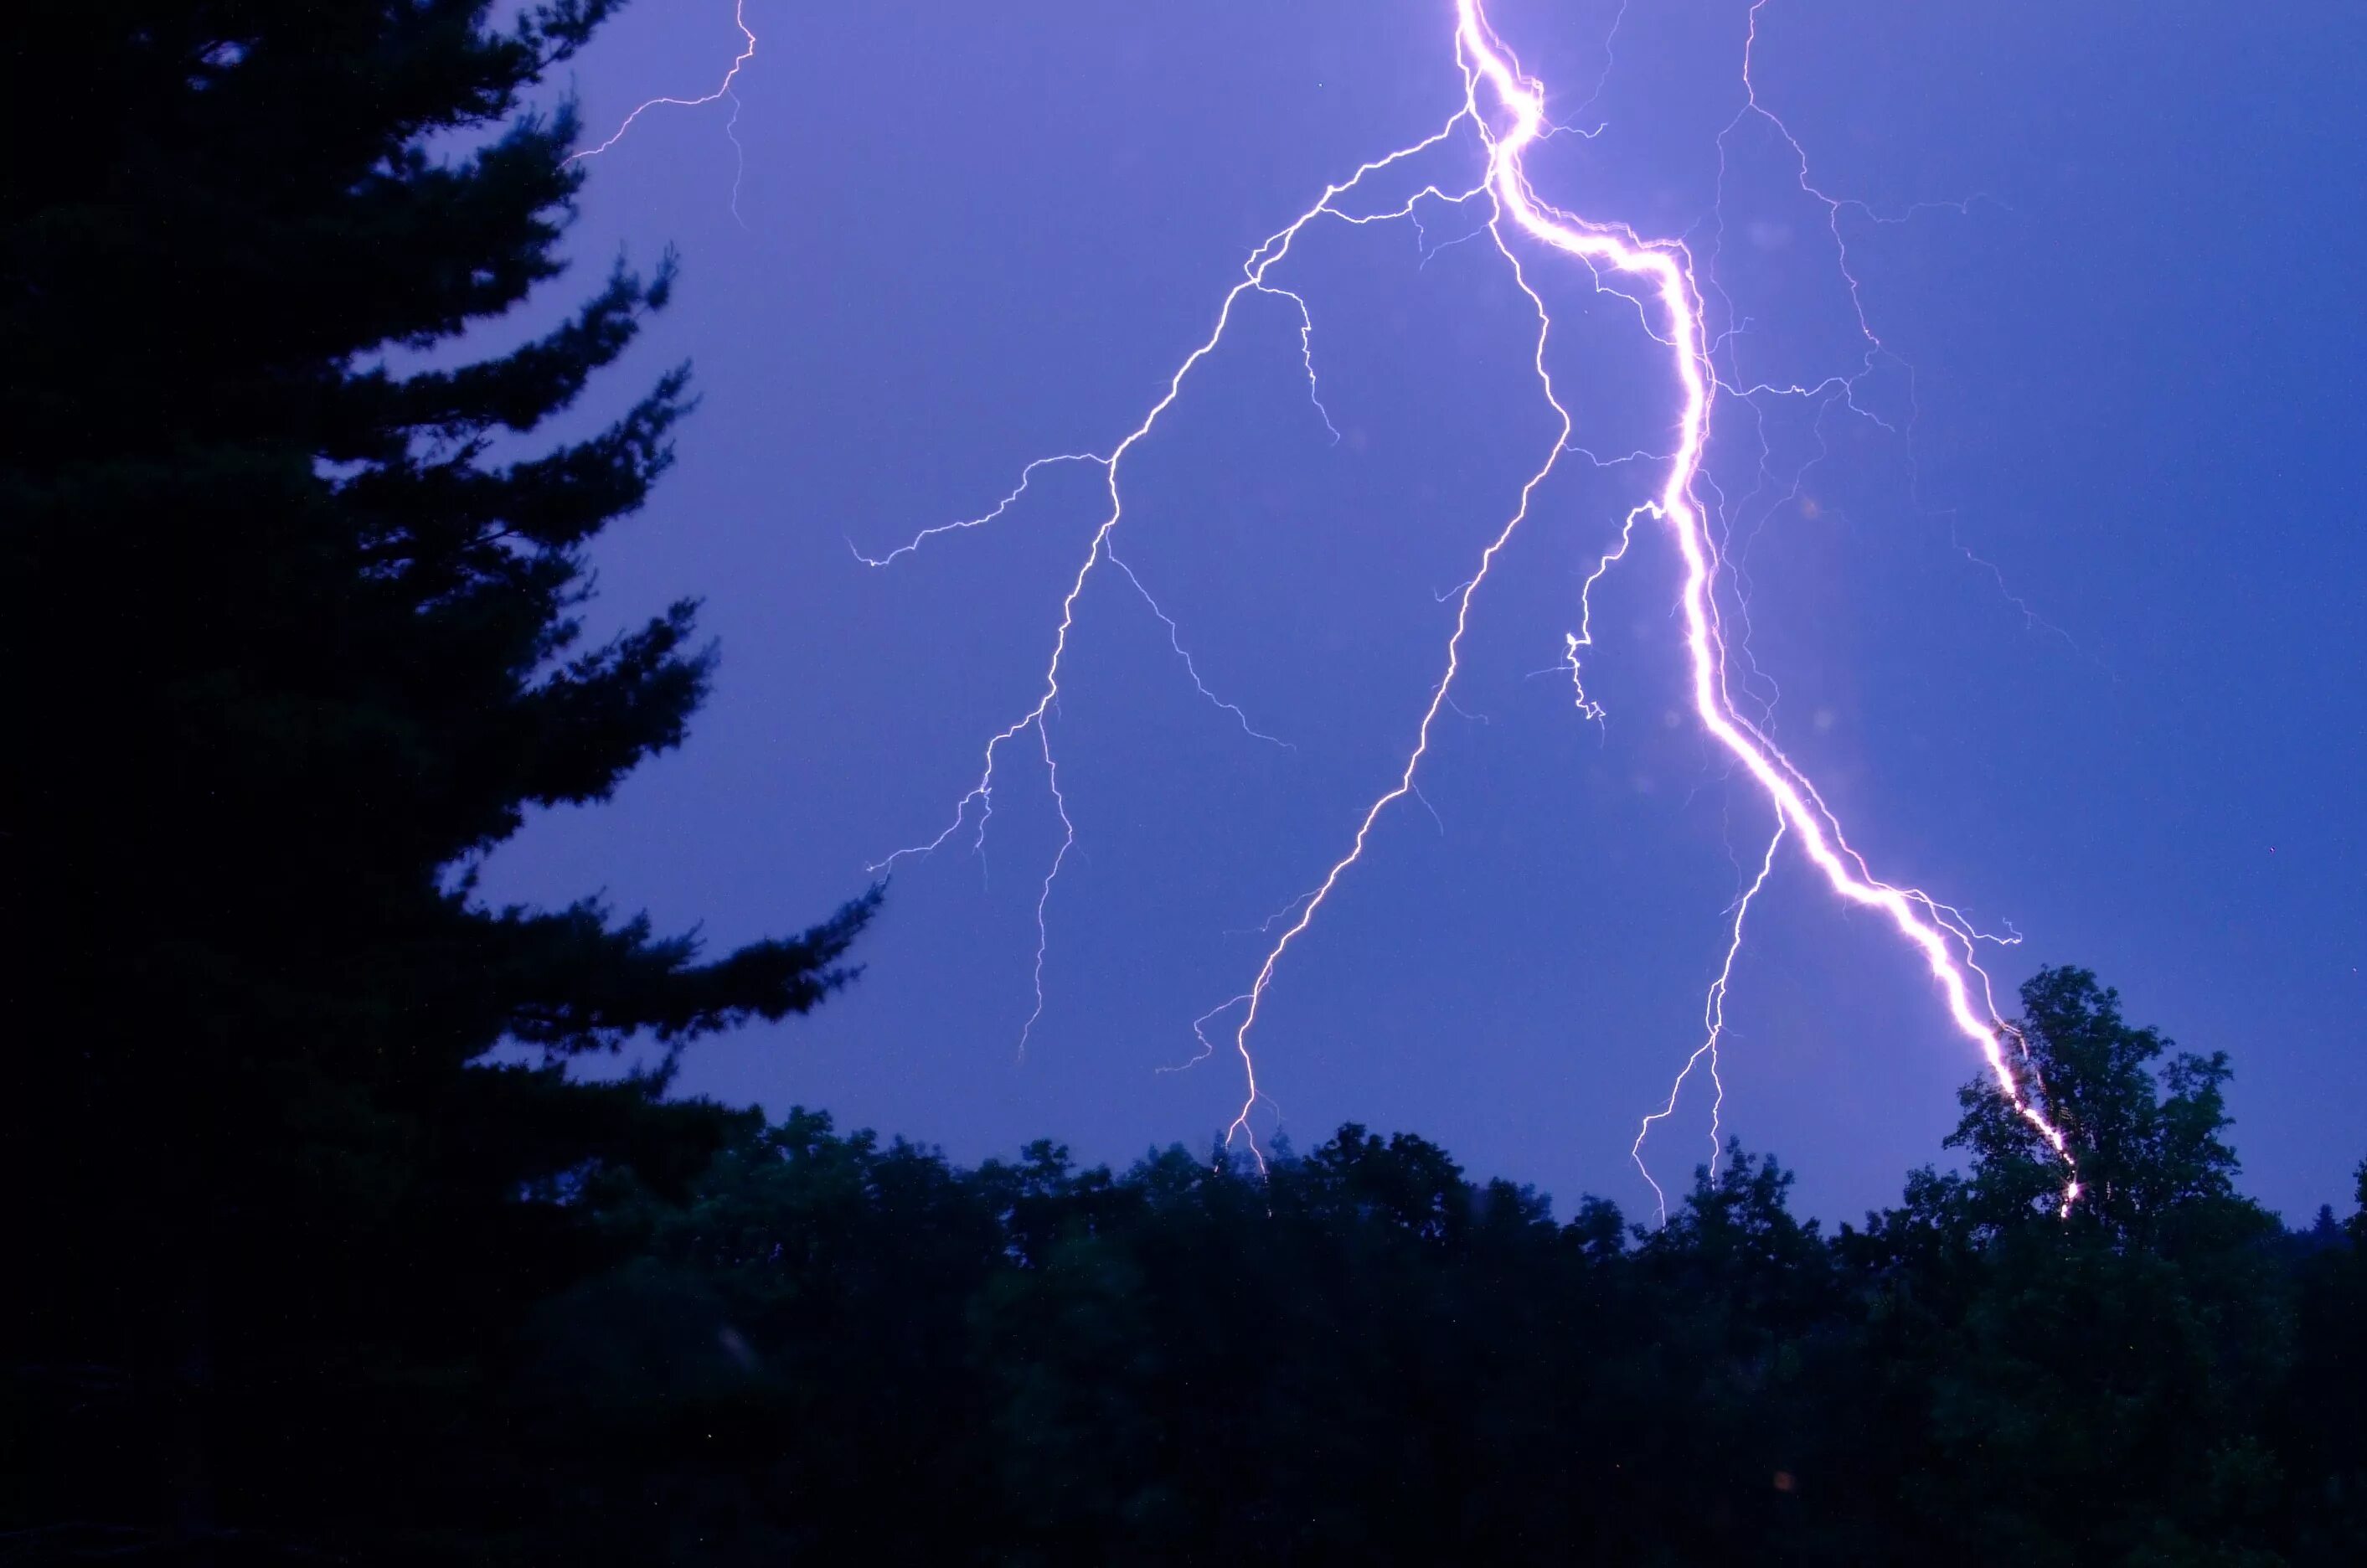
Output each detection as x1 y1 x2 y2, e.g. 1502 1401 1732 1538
565 0 756 166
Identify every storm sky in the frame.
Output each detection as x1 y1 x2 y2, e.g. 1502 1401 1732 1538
477 0 2366 1224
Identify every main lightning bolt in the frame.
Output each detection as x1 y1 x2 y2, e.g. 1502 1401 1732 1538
856 0 2076 1204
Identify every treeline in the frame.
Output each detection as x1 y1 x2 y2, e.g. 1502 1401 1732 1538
413 969 2367 1565
6 4 2364 1565
13 966 2367 1565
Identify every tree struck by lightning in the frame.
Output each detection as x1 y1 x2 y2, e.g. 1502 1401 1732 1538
588 0 2078 1213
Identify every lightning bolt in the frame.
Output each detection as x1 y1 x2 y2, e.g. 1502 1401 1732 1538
565 0 756 176
1633 815 1784 1227
853 1 2076 1204
861 123 1471 1066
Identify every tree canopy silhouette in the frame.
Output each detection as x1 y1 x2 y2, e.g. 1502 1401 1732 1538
482 970 2362 1566
3 2 872 1547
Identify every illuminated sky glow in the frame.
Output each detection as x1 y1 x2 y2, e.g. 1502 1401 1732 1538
493 0 2367 1223
838 0 2077 1209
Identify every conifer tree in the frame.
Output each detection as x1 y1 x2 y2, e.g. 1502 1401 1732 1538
2 3 873 1545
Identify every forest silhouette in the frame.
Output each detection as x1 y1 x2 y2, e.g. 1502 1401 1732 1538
4 4 2361 1563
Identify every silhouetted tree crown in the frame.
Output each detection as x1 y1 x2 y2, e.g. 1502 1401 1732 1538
3 2 871 1545
483 994 2359 1567
1942 967 2247 1243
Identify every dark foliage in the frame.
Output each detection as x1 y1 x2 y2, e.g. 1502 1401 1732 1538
479 969 2362 1567
3 3 872 1556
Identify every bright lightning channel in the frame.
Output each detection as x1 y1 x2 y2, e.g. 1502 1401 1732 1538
830 1 2078 1206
